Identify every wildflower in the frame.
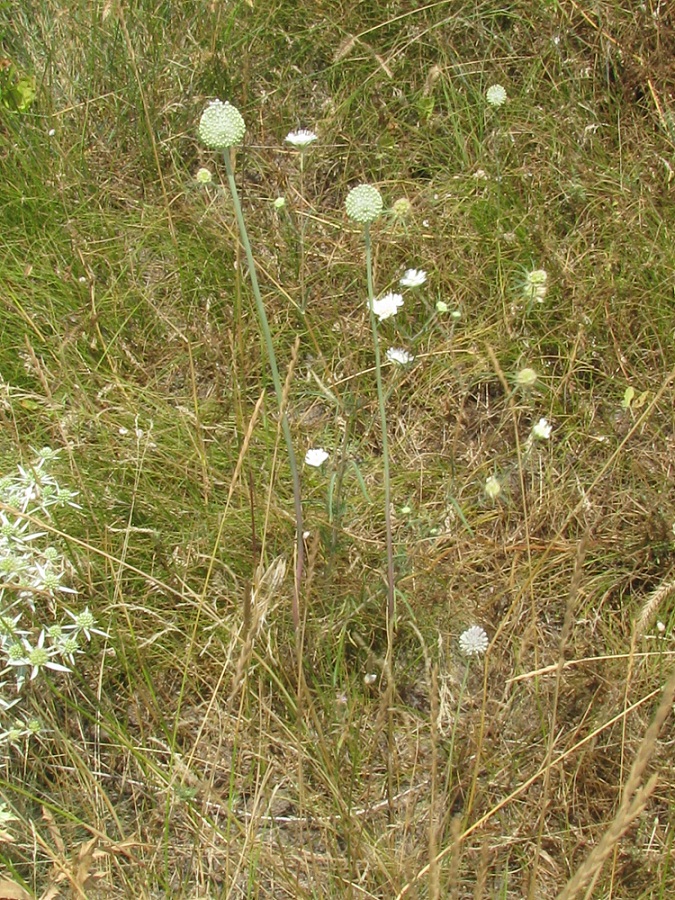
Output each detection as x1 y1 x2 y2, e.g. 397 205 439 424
198 99 246 150
7 632 70 681
486 84 507 108
386 347 414 365
273 196 286 209
523 269 548 304
436 300 449 313
532 417 552 441
64 607 109 641
391 197 412 220
484 476 501 500
195 167 213 184
285 129 317 148
304 448 329 467
345 184 383 224
451 309 462 320
371 292 404 322
516 367 538 388
363 673 377 686
459 625 489 657
400 268 427 288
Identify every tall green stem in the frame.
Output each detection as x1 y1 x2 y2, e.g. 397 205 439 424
223 150 304 631
363 224 396 653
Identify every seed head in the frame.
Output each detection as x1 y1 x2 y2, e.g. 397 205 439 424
345 184 383 224
198 100 246 150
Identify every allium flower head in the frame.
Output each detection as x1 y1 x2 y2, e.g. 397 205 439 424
371 292 404 322
532 417 552 441
198 100 246 150
486 84 507 108
345 184 383 224
400 269 427 288
304 448 329 467
459 625 489 657
484 476 501 500
516 367 538 388
386 347 414 365
285 129 317 148
195 167 213 184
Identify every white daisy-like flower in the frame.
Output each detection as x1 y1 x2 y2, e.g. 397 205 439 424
386 347 414 365
304 448 329 467
198 99 246 150
531 417 552 441
400 268 427 288
285 129 318 148
486 84 507 108
484 476 501 500
371 292 404 321
345 184 383 224
459 625 489 657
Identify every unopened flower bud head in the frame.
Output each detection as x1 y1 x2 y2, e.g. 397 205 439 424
345 184 383 224
516 367 537 388
195 167 213 184
391 197 412 220
198 100 246 150
484 475 501 500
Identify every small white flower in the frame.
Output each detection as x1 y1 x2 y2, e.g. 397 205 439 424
400 268 427 288
363 673 377 686
48 128 56 137
345 184 383 224
459 625 489 657
371 292 404 321
195 167 213 184
523 268 548 304
304 448 329 467
391 197 412 220
7 631 71 681
516 367 538 388
484 476 501 500
386 347 414 365
273 196 286 209
285 129 318 148
436 300 449 313
532 417 552 441
486 84 507 108
64 607 109 641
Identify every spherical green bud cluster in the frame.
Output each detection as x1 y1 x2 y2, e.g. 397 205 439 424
345 184 383 224
198 100 246 150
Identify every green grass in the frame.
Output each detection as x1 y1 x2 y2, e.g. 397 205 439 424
1 0 675 897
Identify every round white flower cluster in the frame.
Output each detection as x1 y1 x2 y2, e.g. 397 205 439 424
459 625 489 657
198 99 246 150
345 184 383 224
486 84 507 108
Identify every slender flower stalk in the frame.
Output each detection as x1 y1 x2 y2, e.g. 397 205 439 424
207 104 304 629
346 185 396 663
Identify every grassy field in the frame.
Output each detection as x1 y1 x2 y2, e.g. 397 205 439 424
1 1 675 897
